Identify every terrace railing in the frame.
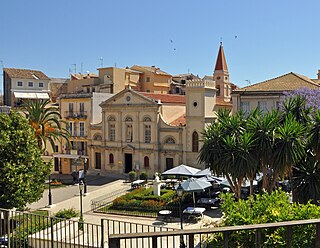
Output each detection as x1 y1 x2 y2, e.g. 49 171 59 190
109 218 320 248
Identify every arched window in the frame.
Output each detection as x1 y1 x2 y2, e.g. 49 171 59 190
165 137 175 144
109 153 114 164
144 156 149 169
143 116 151 122
125 116 133 122
108 115 116 121
93 134 102 140
192 131 199 152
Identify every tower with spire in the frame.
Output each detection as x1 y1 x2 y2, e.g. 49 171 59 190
213 42 232 102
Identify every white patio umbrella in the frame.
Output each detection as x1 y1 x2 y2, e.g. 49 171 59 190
179 177 212 207
162 164 200 177
193 168 212 178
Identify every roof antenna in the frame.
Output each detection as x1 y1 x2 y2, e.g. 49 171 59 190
245 80 251 85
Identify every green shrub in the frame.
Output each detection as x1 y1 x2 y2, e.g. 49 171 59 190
207 190 320 247
55 208 79 219
128 171 136 182
139 172 148 181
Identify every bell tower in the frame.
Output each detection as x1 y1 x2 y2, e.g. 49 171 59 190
214 42 231 102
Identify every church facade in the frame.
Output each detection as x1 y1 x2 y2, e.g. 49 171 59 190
87 44 233 176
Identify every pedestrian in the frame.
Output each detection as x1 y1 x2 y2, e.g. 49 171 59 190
71 170 77 184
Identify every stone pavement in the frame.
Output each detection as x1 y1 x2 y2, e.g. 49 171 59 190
30 174 221 230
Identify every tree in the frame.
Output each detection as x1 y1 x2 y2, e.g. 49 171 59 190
21 99 70 151
199 109 257 199
247 110 280 191
0 111 50 209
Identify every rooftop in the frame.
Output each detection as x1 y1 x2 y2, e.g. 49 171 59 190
141 92 186 104
4 68 49 80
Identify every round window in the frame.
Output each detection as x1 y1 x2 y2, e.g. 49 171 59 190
193 101 198 107
126 96 131 102
217 76 221 80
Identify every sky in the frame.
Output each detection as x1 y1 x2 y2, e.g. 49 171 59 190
1 0 320 93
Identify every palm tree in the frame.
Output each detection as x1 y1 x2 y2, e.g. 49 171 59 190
21 99 70 152
292 151 320 204
271 114 306 190
309 109 320 160
247 110 280 191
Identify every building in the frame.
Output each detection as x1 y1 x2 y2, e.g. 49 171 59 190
3 68 51 106
87 45 233 177
49 78 69 103
53 92 113 174
232 72 320 113
130 65 172 93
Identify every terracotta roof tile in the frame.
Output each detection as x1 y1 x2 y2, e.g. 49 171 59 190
170 114 186 126
234 72 320 92
214 44 228 72
131 65 171 76
4 68 49 80
141 92 185 104
216 97 232 106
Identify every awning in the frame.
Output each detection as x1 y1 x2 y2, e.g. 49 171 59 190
14 92 37 99
13 92 50 99
36 93 50 99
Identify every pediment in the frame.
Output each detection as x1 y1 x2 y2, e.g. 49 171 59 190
100 88 157 107
122 144 135 152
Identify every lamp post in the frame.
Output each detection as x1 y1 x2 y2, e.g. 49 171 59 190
79 181 84 229
48 174 52 206
84 158 88 194
176 183 186 248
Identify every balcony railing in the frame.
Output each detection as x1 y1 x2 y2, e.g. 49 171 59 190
65 111 87 119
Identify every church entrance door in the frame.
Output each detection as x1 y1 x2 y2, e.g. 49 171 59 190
125 153 133 173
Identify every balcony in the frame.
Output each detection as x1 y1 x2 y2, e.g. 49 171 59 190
65 111 87 119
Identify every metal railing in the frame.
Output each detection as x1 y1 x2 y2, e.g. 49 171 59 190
109 218 320 248
91 187 130 211
65 111 88 119
0 208 102 247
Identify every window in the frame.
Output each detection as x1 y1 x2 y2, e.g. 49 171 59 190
69 103 74 115
93 134 102 140
17 81 23 87
276 101 282 110
216 86 220 96
166 158 174 170
39 82 44 87
240 101 250 113
68 122 73 134
80 123 85 137
80 103 85 114
28 82 33 87
144 156 150 169
146 77 150 82
165 137 175 144
95 152 101 169
258 101 268 112
109 124 115 141
143 116 151 122
192 131 199 152
144 125 151 143
109 153 114 164
54 145 59 153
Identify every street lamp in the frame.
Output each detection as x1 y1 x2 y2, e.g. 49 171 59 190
48 174 52 206
84 158 88 194
176 183 186 248
79 181 84 229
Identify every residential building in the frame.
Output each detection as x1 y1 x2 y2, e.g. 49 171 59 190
53 92 113 174
49 77 69 103
130 65 172 93
3 68 51 106
232 72 320 113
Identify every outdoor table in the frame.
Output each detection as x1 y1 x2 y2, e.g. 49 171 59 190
197 198 219 209
183 207 206 217
131 180 145 189
158 210 172 222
